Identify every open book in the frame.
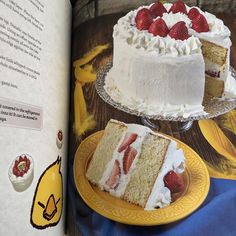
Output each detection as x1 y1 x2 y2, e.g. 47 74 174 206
1 0 236 235
0 0 70 235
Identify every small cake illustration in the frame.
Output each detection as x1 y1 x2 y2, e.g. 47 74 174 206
56 130 63 149
9 154 34 192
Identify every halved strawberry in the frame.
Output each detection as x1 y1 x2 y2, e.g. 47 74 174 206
187 7 200 21
192 13 209 33
169 0 187 14
135 8 153 30
123 146 137 174
164 171 185 193
169 21 189 40
148 18 169 37
118 133 138 153
106 160 120 189
149 1 167 18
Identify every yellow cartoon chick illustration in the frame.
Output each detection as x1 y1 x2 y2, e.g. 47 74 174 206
30 157 63 229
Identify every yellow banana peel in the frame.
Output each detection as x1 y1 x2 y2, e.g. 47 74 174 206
203 161 236 180
73 82 96 136
217 110 236 135
74 66 96 83
198 119 236 163
73 44 109 67
73 44 109 137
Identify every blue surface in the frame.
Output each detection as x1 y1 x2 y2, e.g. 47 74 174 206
68 162 236 236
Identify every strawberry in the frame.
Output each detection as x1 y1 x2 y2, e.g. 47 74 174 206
149 1 167 18
123 146 137 174
135 8 153 30
164 171 185 193
106 160 120 189
118 133 138 153
169 0 187 14
148 18 169 37
192 13 209 33
187 7 200 21
169 21 189 40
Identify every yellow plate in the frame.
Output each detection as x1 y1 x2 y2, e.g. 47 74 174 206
73 131 210 225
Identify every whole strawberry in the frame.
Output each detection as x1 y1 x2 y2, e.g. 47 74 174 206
169 0 187 14
135 8 153 30
187 7 200 21
169 21 189 40
192 13 209 33
149 1 167 18
164 171 185 193
148 18 169 37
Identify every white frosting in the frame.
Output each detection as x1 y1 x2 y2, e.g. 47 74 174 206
99 122 185 209
161 12 191 29
8 154 34 192
105 48 206 118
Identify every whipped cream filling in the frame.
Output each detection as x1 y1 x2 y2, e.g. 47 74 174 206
204 58 227 80
99 123 185 209
99 123 150 197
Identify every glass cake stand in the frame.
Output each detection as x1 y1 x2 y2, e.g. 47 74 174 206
95 62 236 133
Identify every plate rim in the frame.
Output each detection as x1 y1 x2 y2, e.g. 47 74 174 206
73 130 210 225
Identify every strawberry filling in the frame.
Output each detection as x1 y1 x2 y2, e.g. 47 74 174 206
123 146 137 174
106 143 138 189
118 133 138 153
205 70 221 78
106 160 121 189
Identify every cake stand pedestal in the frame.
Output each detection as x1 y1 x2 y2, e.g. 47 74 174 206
141 117 193 134
96 62 236 134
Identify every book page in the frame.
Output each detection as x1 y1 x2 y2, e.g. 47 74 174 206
0 0 71 235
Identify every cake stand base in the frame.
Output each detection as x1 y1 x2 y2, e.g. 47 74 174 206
141 117 193 134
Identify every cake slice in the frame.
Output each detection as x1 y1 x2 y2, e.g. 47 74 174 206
86 119 185 210
86 120 127 184
201 39 229 98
